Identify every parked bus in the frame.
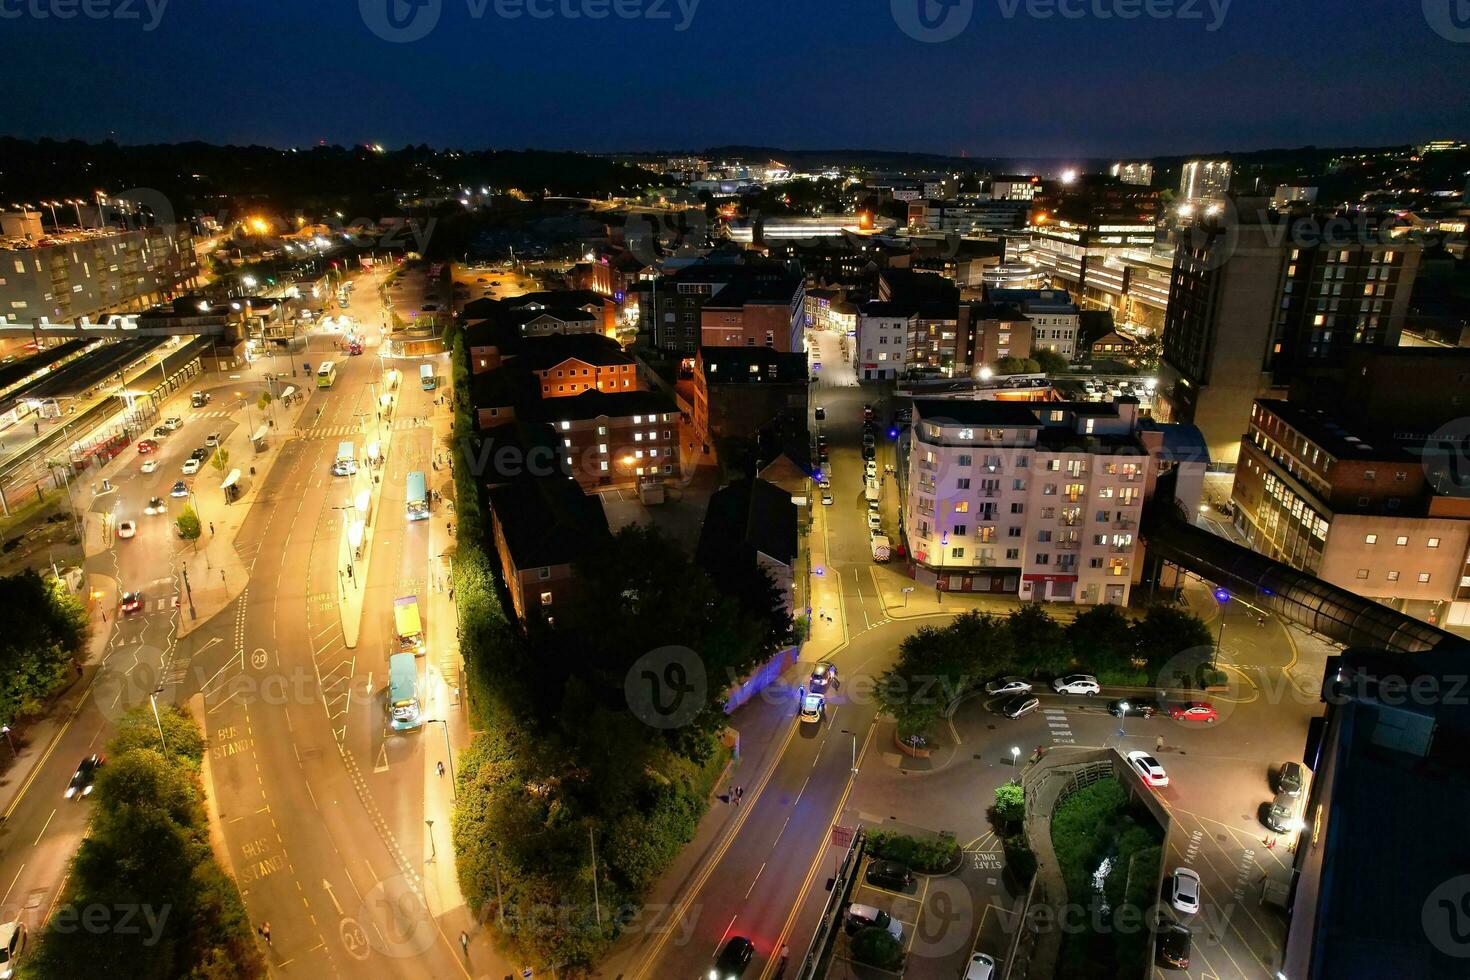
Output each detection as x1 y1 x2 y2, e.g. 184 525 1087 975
316 361 337 388
406 471 429 521
387 653 422 732
333 441 356 476
420 363 436 391
393 595 424 654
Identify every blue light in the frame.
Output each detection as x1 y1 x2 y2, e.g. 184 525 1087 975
888 428 899 439
815 566 826 576
1214 588 1231 604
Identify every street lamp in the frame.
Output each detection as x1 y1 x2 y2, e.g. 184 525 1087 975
149 688 170 757
1212 588 1230 669
840 728 858 772
1010 746 1020 767
425 719 456 798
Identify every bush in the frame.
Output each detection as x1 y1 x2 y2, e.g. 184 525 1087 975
1003 833 1037 884
850 927 905 970
994 782 1025 828
0 570 89 723
867 830 960 874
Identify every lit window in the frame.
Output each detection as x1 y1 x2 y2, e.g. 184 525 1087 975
1356 568 1369 579
958 428 974 440
1364 534 1377 544
1395 536 1408 546
1387 571 1400 582
635 433 643 441
634 415 643 424
560 421 570 430
1428 537 1441 548
540 591 553 606
1418 572 1431 583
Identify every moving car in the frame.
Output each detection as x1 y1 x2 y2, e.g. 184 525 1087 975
1108 698 1159 718
140 459 158 474
116 520 136 539
1261 792 1300 833
799 691 825 724
162 417 183 430
145 496 166 515
1127 751 1169 787
1052 674 1100 696
985 676 1032 697
809 662 837 693
867 512 882 531
1168 868 1201 915
65 754 104 799
821 491 834 506
1000 694 1040 719
190 391 210 407
182 458 201 475
710 936 753 979
1157 920 1191 969
136 439 158 454
814 406 825 421
171 480 190 498
1168 701 1218 723
845 903 903 941
205 432 221 447
119 591 143 614
1276 761 1306 796
964 952 997 980
865 859 913 891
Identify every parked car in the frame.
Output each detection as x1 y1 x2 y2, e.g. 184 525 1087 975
1052 674 1100 696
710 936 753 979
1108 698 1159 718
1127 751 1169 787
818 477 831 490
182 458 201 475
170 480 190 498
814 406 826 421
65 755 104 799
809 662 837 693
163 417 183 430
865 859 913 891
140 459 158 474
190 391 210 407
863 403 875 421
1168 868 1201 915
189 447 209 461
1168 701 1218 723
0 920 27 979
116 520 136 539
1261 792 1300 833
205 432 222 447
1000 694 1040 719
985 676 1032 697
963 952 997 980
845 903 903 941
1276 761 1306 796
867 512 882 531
136 439 158 454
821 491 834 506
865 459 878 479
799 691 825 724
1156 920 1191 969
153 425 170 438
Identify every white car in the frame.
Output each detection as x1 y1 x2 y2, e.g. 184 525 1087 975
865 460 878 479
964 952 997 980
116 520 136 539
799 691 824 724
821 492 834 506
205 432 221 447
1169 868 1202 915
140 459 158 474
1052 674 1100 696
1127 751 1169 787
867 512 882 531
818 477 831 490
985 677 1032 697
181 458 201 475
162 417 183 430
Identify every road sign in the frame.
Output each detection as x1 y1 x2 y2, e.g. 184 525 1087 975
830 824 854 849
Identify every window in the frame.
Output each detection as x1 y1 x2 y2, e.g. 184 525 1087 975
1038 530 1052 542
957 478 970 490
954 501 970 513
1005 548 1020 560
539 591 553 606
1010 503 1024 514
1363 470 1375 481
1364 534 1377 544
953 525 968 537
958 428 974 440
951 547 965 559
1428 537 1441 548
1396 536 1408 546
538 566 552 580
958 454 972 466
1387 571 1400 582
1034 553 1050 565
1089 558 1103 569
1356 568 1369 579
1418 572 1431 583
559 421 570 431
1008 526 1021 538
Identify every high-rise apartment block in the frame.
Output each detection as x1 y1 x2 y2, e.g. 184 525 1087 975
1109 161 1154 186
1178 160 1232 205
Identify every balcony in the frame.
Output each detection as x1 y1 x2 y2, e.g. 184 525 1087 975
1114 516 1137 530
1056 541 1080 551
980 488 1000 498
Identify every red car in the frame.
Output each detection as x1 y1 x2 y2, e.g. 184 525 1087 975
1169 701 1219 723
137 439 159 454
119 591 143 614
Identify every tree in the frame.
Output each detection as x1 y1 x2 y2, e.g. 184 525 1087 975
851 927 905 970
256 391 273 414
1033 348 1070 374
1068 604 1136 680
994 782 1025 829
1007 604 1070 675
110 704 206 765
1133 606 1214 676
211 447 230 476
0 571 89 723
176 504 202 544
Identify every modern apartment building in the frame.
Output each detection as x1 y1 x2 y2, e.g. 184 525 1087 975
856 302 914 380
1108 162 1154 187
639 260 801 354
1178 160 1232 206
986 288 1080 360
0 217 198 322
1159 204 1422 463
535 390 679 491
1232 398 1470 627
904 398 1205 605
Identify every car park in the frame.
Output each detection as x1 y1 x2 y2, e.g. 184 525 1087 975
844 903 903 941
1052 674 1100 696
865 859 913 891
116 520 136 539
1276 760 1306 795
964 952 997 980
119 591 143 614
710 936 753 979
809 662 837 693
136 439 158 454
171 480 190 497
1001 694 1040 719
140 459 158 474
799 691 825 724
1128 751 1169 787
182 458 201 475
144 496 166 515
1168 701 1218 723
1108 697 1159 718
985 676 1032 696
1168 868 1201 915
65 755 104 799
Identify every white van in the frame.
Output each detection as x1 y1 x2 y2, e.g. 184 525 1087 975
0 920 27 978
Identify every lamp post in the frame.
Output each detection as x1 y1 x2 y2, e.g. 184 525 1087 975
840 728 858 773
1212 587 1230 670
1010 745 1020 767
426 719 456 798
180 562 196 620
149 689 169 757
425 819 437 863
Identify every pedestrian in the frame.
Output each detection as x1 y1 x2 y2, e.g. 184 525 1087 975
736 785 744 803
209 522 215 536
1155 735 1165 753
728 783 735 804
459 931 469 956
437 761 446 778
260 922 271 945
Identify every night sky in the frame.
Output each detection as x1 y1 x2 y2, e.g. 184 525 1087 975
5 0 1468 156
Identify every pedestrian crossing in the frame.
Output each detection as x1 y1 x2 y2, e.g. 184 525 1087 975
1042 706 1076 745
295 418 433 440
189 409 236 420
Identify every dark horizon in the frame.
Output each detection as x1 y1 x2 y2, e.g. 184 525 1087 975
3 1 1468 157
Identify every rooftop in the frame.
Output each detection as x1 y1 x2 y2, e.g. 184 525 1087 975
1255 399 1414 463
532 388 674 423
913 398 1045 428
486 469 610 570
696 478 799 572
